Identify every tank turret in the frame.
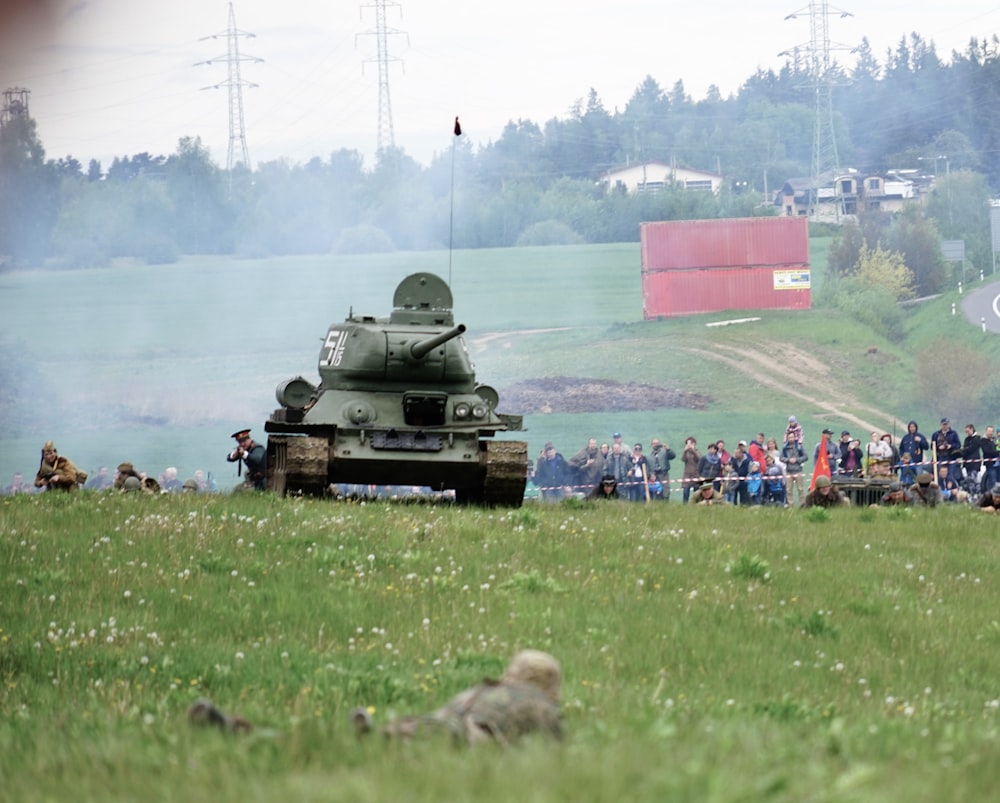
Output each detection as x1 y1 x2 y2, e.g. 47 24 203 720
264 273 527 505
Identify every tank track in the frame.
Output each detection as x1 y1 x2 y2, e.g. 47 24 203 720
268 434 527 506
479 439 529 507
266 435 331 497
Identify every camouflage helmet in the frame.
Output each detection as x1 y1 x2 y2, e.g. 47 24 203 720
501 649 562 705
122 476 142 492
182 478 199 491
814 475 832 488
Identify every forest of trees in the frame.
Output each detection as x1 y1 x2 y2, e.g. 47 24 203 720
1 32 998 280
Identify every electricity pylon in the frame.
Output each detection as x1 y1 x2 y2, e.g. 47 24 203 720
1 87 30 128
196 2 262 183
783 1 852 218
358 0 408 155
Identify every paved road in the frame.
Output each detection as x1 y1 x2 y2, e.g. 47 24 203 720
961 280 1000 334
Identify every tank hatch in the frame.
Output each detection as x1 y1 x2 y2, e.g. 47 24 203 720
389 272 454 325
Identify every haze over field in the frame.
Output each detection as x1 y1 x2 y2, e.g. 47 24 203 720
0 248 642 489
1 0 997 168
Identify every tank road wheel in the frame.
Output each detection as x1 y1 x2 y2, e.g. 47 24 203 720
481 439 528 507
266 435 332 497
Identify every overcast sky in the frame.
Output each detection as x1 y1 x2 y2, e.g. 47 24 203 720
1 1 998 170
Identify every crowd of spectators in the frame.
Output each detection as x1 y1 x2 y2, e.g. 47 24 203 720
529 416 1000 509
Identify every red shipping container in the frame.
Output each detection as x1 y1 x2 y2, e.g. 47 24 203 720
641 217 811 318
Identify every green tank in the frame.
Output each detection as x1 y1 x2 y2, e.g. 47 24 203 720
264 272 528 505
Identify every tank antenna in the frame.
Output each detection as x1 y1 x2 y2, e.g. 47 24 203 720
449 116 462 287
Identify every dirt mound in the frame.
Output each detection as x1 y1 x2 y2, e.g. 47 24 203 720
502 376 712 414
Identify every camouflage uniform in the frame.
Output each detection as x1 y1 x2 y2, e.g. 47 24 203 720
371 649 563 746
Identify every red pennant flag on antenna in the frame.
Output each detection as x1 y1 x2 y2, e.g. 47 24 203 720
810 433 832 491
454 116 462 136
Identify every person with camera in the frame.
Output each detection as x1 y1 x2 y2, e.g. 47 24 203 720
568 438 604 495
648 437 676 501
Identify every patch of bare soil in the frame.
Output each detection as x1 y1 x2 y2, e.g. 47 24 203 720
685 339 901 434
501 376 712 414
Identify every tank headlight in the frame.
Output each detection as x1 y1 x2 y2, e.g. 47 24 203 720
454 402 471 419
472 403 489 419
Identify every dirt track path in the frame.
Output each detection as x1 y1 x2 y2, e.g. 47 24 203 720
472 328 901 434
685 340 899 435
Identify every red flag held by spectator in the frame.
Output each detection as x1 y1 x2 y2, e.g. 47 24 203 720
810 433 832 491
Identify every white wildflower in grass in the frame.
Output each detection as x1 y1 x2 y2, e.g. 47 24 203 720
235 651 245 660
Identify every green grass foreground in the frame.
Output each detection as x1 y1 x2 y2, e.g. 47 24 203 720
3 493 1000 802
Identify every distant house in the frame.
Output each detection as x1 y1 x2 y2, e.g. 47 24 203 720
776 168 933 220
601 161 723 195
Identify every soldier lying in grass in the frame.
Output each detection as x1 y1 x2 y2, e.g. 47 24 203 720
352 649 563 746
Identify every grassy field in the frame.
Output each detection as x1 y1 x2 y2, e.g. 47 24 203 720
3 492 1000 801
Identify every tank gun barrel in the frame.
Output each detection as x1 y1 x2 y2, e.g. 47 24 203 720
409 324 466 360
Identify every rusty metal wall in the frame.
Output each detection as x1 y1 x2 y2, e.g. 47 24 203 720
642 265 811 318
641 217 811 318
